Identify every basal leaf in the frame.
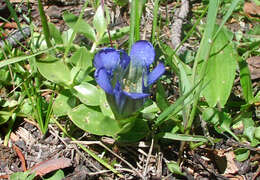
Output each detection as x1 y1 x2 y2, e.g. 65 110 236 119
116 118 149 143
36 55 71 86
202 26 237 107
68 104 120 136
53 90 77 117
72 82 100 106
69 47 92 70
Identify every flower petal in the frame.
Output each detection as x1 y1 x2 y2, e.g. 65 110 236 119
123 91 150 99
130 40 155 67
114 82 126 113
94 48 120 74
147 62 165 86
95 68 113 94
119 50 130 69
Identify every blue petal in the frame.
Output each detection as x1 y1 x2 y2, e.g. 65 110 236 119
95 68 114 94
94 48 120 74
147 62 165 86
123 91 150 99
130 40 155 68
114 82 126 113
119 50 130 69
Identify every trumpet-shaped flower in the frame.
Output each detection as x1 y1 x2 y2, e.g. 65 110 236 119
94 40 165 118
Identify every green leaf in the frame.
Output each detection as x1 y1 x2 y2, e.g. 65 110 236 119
69 47 92 70
10 171 36 180
234 148 250 162
116 119 149 143
255 127 260 140
160 132 208 142
237 57 254 103
68 104 121 136
72 82 100 106
202 107 239 141
99 89 115 119
48 22 63 44
156 81 169 111
53 90 77 117
44 170 65 180
0 113 11 125
93 5 107 38
63 12 96 41
99 26 130 44
36 55 71 86
242 112 255 142
0 46 57 69
167 161 185 176
155 81 200 126
201 26 237 107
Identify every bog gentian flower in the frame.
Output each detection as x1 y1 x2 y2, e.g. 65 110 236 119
94 40 165 119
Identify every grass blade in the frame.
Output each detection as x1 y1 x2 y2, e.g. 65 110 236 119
37 0 52 48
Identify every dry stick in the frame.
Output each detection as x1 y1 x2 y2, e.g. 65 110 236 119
142 138 154 177
48 125 100 172
171 0 189 54
71 140 145 179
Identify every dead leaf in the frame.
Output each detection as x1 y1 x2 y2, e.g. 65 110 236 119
29 158 72 176
224 151 239 175
12 144 27 171
244 2 260 16
247 56 260 80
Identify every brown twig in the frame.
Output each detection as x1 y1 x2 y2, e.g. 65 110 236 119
171 0 189 54
143 138 154 177
71 140 145 179
48 125 101 171
12 144 27 171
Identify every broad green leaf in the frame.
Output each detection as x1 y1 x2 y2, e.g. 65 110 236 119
93 5 107 37
53 90 77 117
48 22 63 44
116 119 149 142
167 161 185 176
99 26 130 44
20 99 33 115
160 132 208 142
44 169 65 180
63 12 96 41
72 82 100 106
10 171 36 180
68 104 120 136
234 148 250 162
156 81 169 111
36 55 71 86
62 29 74 45
0 68 10 85
69 47 92 70
0 113 10 125
99 89 114 119
202 107 239 141
141 101 160 114
202 26 237 107
242 112 255 142
219 111 239 141
255 127 260 140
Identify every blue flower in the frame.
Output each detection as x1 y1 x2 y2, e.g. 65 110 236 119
94 40 165 118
